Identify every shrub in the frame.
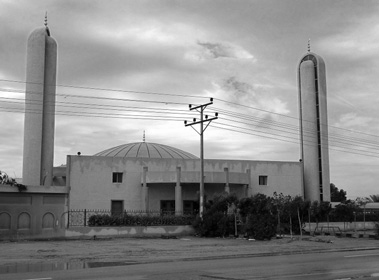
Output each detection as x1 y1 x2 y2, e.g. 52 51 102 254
239 194 277 240
193 212 235 237
192 192 238 237
88 213 194 227
244 213 276 240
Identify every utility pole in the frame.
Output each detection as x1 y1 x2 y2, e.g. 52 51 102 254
184 98 218 218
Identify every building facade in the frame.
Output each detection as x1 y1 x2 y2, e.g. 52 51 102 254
66 142 303 213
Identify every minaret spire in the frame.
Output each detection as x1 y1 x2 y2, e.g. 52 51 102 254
44 11 51 36
307 38 311 53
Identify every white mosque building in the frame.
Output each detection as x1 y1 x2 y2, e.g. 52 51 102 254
63 142 303 214
0 22 330 239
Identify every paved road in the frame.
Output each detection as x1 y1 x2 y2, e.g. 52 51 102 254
2 249 379 280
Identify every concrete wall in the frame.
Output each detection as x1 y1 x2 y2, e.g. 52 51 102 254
0 185 68 240
65 225 195 238
67 156 302 211
304 222 377 232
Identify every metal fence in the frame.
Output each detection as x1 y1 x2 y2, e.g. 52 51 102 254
318 209 379 223
67 209 197 227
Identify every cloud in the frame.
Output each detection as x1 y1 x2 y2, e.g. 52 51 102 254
318 14 379 59
197 41 255 60
334 113 372 129
1 0 379 198
216 76 289 115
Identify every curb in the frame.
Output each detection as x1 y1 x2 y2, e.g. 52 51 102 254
125 245 379 266
306 231 378 239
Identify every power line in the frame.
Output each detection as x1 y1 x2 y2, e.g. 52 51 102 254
2 79 379 159
214 98 379 139
209 105 379 149
0 87 190 106
210 124 379 159
0 96 198 116
2 92 379 156
1 80 379 140
0 79 210 100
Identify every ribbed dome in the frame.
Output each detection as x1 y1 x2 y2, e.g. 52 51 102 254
94 142 199 159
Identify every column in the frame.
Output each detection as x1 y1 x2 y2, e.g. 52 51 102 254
224 167 230 193
175 166 183 215
246 168 252 197
141 166 149 212
243 184 249 198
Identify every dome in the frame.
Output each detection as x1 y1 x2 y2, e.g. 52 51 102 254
94 142 199 159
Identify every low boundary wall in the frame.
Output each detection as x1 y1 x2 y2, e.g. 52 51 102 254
65 225 195 238
0 186 68 241
304 221 377 233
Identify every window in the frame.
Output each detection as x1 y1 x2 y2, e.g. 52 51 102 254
161 200 175 215
111 200 124 216
259 175 268 186
112 172 123 183
183 200 199 215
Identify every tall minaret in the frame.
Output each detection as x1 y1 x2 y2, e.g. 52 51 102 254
22 15 57 186
298 42 331 202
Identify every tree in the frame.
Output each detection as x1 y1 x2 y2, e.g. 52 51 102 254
272 192 285 236
291 196 309 239
356 197 370 231
0 170 26 192
239 194 276 240
330 183 347 202
333 200 359 230
311 200 332 235
283 195 295 237
192 192 238 237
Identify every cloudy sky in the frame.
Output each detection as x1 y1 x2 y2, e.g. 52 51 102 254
1 0 379 199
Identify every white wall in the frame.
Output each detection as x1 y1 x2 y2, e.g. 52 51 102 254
67 156 302 211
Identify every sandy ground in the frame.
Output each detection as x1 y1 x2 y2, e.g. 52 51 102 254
1 235 379 267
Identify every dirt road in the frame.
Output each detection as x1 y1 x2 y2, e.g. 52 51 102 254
2 235 379 266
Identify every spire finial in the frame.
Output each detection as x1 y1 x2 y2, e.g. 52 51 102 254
44 11 48 27
143 130 145 142
44 11 51 36
307 38 311 53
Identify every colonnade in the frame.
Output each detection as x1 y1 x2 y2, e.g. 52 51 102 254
141 166 251 214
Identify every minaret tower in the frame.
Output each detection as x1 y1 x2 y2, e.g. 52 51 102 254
22 15 57 186
298 41 331 202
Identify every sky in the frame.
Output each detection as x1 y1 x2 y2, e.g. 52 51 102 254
1 0 379 199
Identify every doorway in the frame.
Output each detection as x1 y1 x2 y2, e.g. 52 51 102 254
111 200 124 216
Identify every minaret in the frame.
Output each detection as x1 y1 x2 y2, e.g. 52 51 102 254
22 15 57 186
298 41 331 202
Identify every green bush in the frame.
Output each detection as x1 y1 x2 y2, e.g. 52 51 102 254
192 192 238 237
244 214 276 240
88 213 194 227
239 194 277 240
193 212 235 237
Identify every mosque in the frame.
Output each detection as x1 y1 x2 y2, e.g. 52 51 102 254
0 22 330 239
